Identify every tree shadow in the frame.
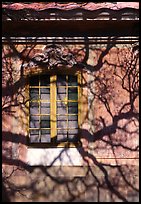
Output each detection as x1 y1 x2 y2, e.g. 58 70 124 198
2 30 139 202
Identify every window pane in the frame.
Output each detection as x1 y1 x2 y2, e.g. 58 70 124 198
41 129 51 143
68 87 78 100
29 76 39 86
68 75 78 86
57 129 67 142
57 75 66 86
30 88 39 100
68 102 78 114
57 115 67 128
40 88 50 100
57 115 67 120
40 75 50 86
68 129 78 140
68 129 78 134
40 116 50 128
68 115 78 128
30 102 39 114
30 116 40 128
57 87 66 100
57 102 67 114
29 130 39 143
41 102 50 114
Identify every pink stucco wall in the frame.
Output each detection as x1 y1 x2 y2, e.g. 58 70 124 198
2 41 139 201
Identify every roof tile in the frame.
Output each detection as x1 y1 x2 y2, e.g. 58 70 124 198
2 2 139 11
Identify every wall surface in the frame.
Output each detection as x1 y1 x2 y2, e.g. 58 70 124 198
2 39 139 202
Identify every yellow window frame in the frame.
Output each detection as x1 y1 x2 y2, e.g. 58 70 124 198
27 70 82 148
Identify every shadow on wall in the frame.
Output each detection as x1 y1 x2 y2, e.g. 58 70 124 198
2 36 139 202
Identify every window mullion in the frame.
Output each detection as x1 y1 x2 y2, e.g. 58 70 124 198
39 76 41 142
78 72 81 128
66 75 69 141
50 75 57 140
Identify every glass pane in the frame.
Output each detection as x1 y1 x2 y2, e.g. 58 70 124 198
57 129 67 142
41 129 51 143
40 75 50 86
68 87 78 100
57 75 66 86
57 115 67 120
30 102 39 114
29 75 39 86
68 115 78 128
29 130 39 143
57 115 67 128
68 75 78 86
41 102 50 114
68 129 78 140
68 102 78 114
68 129 78 134
57 102 67 114
30 88 39 100
40 116 50 128
40 88 50 100
57 87 66 100
30 116 39 128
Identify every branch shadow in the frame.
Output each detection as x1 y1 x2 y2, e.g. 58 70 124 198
2 32 139 202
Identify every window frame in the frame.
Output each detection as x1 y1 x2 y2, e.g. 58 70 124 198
27 69 82 148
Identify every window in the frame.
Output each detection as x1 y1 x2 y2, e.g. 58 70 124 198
28 72 81 147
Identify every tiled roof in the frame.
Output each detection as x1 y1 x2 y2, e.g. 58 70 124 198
2 2 139 22
2 3 139 37
2 2 139 11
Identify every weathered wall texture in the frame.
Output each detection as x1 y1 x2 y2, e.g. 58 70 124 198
2 41 139 202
